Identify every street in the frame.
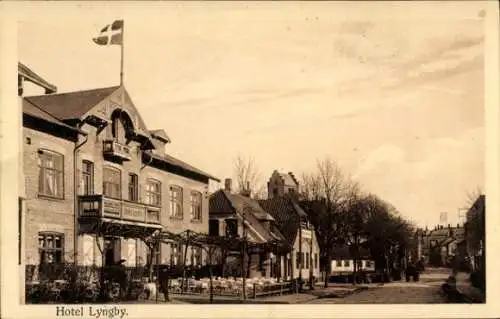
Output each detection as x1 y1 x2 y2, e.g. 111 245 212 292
307 268 451 304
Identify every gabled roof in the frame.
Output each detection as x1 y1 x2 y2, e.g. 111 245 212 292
146 151 220 183
330 245 371 260
231 194 275 222
258 197 305 244
25 86 120 120
23 99 85 134
281 172 299 186
18 62 57 94
270 170 299 187
209 190 283 244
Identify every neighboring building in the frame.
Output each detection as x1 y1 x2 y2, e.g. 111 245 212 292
208 179 288 278
416 224 465 267
267 170 299 199
21 83 219 279
465 195 485 272
258 196 320 282
18 62 58 303
329 245 374 275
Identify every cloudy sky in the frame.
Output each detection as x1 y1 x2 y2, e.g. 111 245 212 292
17 2 485 227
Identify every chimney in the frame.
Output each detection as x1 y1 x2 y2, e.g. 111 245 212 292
224 178 232 193
240 181 251 197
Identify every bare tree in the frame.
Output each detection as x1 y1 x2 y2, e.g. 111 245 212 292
300 157 359 288
233 155 266 199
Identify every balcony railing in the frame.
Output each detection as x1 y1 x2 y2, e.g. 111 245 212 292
79 194 161 225
103 140 132 161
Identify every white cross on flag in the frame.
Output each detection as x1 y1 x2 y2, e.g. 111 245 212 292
93 20 123 45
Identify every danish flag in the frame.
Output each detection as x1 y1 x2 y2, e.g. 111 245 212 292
93 20 123 46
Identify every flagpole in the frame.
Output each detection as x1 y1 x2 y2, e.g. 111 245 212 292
120 21 124 86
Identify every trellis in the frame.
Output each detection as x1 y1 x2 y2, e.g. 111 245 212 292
80 219 292 303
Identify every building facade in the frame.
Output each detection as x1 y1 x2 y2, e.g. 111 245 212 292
21 83 218 278
267 170 299 199
208 180 288 279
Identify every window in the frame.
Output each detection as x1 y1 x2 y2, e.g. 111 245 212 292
169 186 183 218
103 167 121 199
273 188 278 197
344 260 350 267
191 247 202 266
365 260 372 268
82 160 94 195
170 243 182 265
305 252 309 269
38 150 64 198
336 260 342 267
209 219 219 236
145 179 161 206
190 191 202 221
82 234 95 266
225 219 238 237
128 173 139 202
39 232 64 264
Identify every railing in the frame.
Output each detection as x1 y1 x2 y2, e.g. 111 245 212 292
79 195 161 224
102 140 132 161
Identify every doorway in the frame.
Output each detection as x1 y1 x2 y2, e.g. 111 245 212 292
104 237 121 266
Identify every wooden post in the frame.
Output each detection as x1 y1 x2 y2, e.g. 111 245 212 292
253 283 256 299
209 259 214 303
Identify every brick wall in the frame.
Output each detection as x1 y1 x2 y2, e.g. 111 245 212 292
23 127 76 264
24 102 212 269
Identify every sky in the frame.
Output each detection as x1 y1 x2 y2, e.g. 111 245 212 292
16 2 485 228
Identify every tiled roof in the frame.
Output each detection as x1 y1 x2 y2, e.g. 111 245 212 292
18 62 57 93
23 99 84 133
258 197 303 244
330 245 371 260
209 190 283 244
25 86 120 120
232 195 275 222
209 189 234 215
147 151 220 182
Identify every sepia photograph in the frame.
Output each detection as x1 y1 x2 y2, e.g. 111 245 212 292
1 1 499 318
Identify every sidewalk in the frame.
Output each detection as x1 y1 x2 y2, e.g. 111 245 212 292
454 272 485 303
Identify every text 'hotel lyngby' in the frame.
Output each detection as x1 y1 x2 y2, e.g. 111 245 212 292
56 306 128 319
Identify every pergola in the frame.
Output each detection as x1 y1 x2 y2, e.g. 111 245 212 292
82 219 292 302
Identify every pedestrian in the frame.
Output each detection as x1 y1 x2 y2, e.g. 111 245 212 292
158 265 170 302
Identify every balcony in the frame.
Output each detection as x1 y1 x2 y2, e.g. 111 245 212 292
79 194 161 226
103 140 132 161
